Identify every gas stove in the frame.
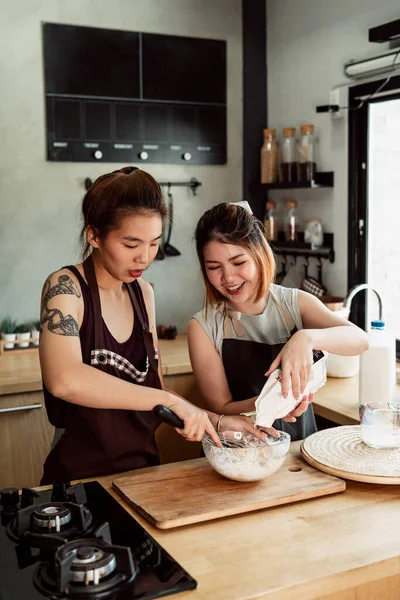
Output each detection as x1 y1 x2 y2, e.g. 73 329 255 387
0 480 196 599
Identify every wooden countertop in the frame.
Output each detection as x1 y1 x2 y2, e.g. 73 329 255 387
1 337 398 429
0 335 192 395
92 442 400 599
314 375 359 424
158 334 192 375
315 373 400 425
0 350 43 395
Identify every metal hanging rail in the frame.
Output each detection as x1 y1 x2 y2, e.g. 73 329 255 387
274 248 335 264
84 176 202 195
158 178 202 195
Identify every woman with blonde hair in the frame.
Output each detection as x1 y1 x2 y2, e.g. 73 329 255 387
188 202 368 440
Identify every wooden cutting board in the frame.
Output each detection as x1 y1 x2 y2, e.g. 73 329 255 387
112 455 345 529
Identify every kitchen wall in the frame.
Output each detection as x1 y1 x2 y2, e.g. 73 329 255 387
267 0 400 296
0 0 242 331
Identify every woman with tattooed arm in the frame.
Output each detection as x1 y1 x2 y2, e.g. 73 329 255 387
39 167 267 484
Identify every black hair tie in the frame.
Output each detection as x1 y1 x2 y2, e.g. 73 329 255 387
122 166 138 174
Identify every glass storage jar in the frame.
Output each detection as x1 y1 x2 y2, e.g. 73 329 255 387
285 200 299 242
297 124 316 182
264 200 278 241
280 127 297 183
261 129 279 184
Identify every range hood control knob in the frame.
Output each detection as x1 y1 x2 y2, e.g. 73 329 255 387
139 151 149 160
93 150 103 160
182 152 192 161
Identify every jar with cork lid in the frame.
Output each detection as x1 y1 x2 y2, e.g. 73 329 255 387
297 124 316 182
264 200 278 241
280 127 297 183
285 200 299 242
261 129 278 184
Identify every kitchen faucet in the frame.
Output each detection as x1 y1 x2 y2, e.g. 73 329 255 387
343 284 383 321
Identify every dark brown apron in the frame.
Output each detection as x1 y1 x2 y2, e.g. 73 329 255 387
220 290 317 441
41 255 162 484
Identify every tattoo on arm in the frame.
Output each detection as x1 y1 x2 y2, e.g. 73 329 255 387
40 274 81 336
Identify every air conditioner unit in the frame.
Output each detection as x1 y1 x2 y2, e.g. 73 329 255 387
344 49 400 79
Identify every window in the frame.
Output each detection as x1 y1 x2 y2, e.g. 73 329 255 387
348 76 400 355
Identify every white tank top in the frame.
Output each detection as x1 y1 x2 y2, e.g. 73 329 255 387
191 284 303 356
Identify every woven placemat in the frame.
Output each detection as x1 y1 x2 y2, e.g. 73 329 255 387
302 426 400 478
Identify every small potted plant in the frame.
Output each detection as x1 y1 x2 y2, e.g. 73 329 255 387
15 323 31 348
1 317 17 349
31 320 41 346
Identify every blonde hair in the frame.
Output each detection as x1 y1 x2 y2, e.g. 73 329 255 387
194 203 276 308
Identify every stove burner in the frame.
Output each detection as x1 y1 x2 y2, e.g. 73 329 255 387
7 501 93 545
32 504 72 532
0 481 197 599
34 538 136 598
58 540 117 585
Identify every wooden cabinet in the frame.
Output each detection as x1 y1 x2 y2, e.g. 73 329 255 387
155 373 204 465
0 391 54 489
0 339 205 488
0 373 203 489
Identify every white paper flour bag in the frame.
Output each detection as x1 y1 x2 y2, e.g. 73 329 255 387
255 350 327 428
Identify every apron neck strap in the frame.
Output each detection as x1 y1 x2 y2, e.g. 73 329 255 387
268 288 296 332
82 254 158 374
217 304 246 338
218 287 296 339
125 283 159 373
83 254 105 350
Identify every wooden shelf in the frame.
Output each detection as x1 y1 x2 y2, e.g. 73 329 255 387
250 171 334 194
269 232 335 263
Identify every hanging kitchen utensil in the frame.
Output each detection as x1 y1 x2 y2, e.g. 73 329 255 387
301 256 326 297
317 256 324 285
163 183 181 257
155 243 165 260
303 255 309 279
275 253 287 284
154 220 165 260
280 254 303 288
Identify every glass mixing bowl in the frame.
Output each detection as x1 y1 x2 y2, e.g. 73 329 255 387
202 431 290 482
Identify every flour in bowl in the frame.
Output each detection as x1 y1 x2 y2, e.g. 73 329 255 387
203 433 290 482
